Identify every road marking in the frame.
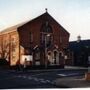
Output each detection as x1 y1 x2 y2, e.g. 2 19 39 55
58 74 67 76
28 77 32 80
16 75 53 84
30 77 52 84
58 73 81 77
40 80 47 83
46 80 51 83
34 78 39 81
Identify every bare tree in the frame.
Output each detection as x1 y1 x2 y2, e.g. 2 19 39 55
0 38 10 61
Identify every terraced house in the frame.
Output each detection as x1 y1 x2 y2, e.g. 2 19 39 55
0 11 70 68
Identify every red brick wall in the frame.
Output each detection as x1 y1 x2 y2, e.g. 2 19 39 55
18 13 69 51
18 13 70 66
0 12 70 66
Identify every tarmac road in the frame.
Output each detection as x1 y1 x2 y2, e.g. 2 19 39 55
0 68 87 89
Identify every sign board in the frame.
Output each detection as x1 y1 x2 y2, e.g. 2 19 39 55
22 55 33 62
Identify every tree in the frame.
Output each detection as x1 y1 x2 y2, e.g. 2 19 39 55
0 36 10 61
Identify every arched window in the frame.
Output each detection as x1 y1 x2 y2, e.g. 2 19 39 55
40 21 53 33
40 22 53 47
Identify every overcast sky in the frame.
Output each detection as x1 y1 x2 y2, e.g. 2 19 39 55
0 0 90 41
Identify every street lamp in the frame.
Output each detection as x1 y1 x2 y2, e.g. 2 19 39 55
45 34 50 69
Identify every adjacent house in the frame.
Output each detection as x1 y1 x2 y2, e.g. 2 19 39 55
69 36 90 67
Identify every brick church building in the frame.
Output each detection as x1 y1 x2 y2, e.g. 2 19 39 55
0 10 70 68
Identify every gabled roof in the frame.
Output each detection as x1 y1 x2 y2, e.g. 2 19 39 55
0 12 69 35
18 12 69 35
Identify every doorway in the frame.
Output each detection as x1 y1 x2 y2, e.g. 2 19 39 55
53 50 59 65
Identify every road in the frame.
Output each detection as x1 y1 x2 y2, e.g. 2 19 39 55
0 68 87 89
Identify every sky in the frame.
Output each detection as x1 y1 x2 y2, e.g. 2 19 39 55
0 0 90 41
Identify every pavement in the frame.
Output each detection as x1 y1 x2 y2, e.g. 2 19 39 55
54 75 90 88
64 66 88 69
52 66 90 88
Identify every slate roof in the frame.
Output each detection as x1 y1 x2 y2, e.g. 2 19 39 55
69 40 90 52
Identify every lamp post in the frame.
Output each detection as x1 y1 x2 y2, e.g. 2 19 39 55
45 34 50 69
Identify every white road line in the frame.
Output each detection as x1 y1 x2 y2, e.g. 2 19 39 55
40 80 47 83
58 73 80 76
16 75 53 84
46 80 51 83
16 75 53 85
58 74 67 76
39 79 52 83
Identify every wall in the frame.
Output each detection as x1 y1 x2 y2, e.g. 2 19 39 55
0 30 20 66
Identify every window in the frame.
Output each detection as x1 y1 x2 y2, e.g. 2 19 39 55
29 32 33 43
40 21 53 33
46 34 52 47
40 33 53 47
40 22 53 47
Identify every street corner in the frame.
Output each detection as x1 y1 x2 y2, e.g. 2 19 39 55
53 77 90 88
